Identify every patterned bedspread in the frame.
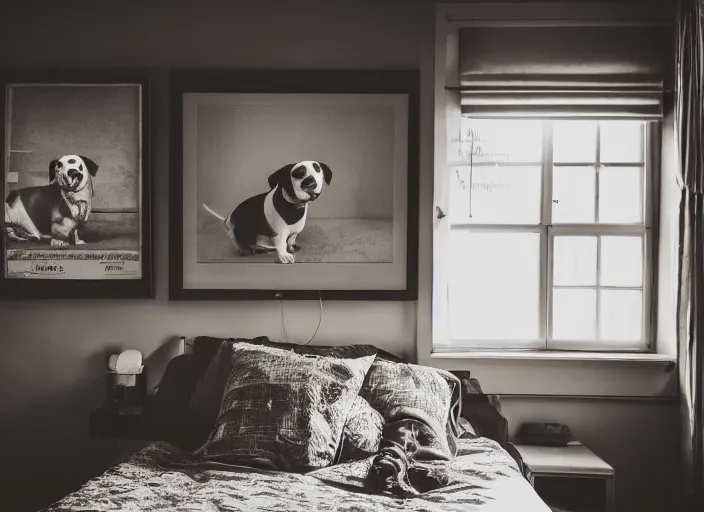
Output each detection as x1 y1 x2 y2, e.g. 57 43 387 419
43 437 551 512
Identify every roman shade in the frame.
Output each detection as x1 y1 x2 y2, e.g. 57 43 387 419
456 23 675 118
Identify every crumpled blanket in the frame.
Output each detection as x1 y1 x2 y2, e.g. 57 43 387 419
365 437 452 497
43 437 552 512
365 400 463 497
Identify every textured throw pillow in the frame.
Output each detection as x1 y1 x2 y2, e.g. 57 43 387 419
360 360 461 459
337 395 385 462
189 338 397 416
195 343 376 471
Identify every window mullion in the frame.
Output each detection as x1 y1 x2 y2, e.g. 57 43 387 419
596 234 602 342
542 121 554 227
542 122 553 349
544 225 552 349
595 122 601 224
595 123 602 342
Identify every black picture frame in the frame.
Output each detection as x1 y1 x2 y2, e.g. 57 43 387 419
0 69 153 299
169 69 419 301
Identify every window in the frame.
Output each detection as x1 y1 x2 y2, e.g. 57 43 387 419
430 3 673 356
437 117 657 352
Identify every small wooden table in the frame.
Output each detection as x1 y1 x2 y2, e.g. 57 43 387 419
513 443 615 512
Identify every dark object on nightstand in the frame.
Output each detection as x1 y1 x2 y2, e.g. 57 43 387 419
105 369 147 415
91 372 148 440
515 422 575 447
90 405 147 440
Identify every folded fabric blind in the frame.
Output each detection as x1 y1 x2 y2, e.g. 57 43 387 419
456 24 675 118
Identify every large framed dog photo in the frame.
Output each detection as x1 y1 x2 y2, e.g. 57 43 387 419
169 70 419 300
0 71 152 299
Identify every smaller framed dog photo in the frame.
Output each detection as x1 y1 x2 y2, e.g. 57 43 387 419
0 71 153 299
169 69 419 300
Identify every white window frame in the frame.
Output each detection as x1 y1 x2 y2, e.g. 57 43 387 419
432 4 661 355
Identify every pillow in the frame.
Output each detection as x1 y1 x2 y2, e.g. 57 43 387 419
454 374 509 444
359 360 461 459
189 337 398 416
195 343 376 471
337 396 385 463
189 338 252 414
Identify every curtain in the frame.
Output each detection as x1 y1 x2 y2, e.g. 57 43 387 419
675 0 704 509
456 23 673 118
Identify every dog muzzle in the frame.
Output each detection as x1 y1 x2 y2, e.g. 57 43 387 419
58 169 85 191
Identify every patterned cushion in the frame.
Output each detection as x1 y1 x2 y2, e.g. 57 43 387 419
337 395 385 462
195 343 376 471
189 338 397 415
359 360 461 459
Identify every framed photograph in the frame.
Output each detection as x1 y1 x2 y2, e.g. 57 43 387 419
0 71 152 299
170 70 419 300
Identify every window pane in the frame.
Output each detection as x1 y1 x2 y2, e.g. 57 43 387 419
459 118 543 163
449 231 541 340
552 288 597 340
552 166 596 223
450 166 542 224
599 166 643 223
553 121 597 163
600 236 643 287
600 290 643 341
600 121 644 163
554 236 597 286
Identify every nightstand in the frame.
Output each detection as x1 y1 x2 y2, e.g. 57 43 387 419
90 406 148 440
513 442 615 512
89 403 215 450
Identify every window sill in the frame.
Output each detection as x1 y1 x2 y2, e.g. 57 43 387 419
431 350 675 365
422 350 678 398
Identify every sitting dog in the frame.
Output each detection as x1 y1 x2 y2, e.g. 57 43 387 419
4 154 99 247
202 160 332 264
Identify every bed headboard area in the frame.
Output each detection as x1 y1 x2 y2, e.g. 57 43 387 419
143 336 270 449
141 336 509 451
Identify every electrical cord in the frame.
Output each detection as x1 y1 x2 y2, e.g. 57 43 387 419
305 292 324 345
279 294 290 343
278 291 324 345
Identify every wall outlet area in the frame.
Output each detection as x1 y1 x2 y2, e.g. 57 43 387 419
6 171 19 183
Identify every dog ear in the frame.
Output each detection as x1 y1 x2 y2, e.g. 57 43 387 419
318 162 332 185
267 164 294 189
49 159 58 183
79 156 99 176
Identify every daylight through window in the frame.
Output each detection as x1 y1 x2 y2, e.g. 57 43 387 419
443 118 654 352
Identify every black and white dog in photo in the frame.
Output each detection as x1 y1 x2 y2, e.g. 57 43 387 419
202 160 332 264
4 154 99 247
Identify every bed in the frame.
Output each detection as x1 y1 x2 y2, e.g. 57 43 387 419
42 336 552 512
